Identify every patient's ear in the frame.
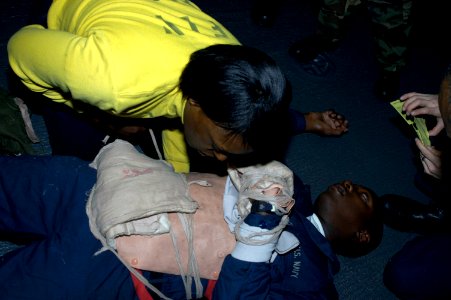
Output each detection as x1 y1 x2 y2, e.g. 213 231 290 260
355 229 370 244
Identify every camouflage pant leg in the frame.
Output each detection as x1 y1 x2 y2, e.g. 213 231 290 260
317 0 363 40
318 0 412 72
367 0 413 72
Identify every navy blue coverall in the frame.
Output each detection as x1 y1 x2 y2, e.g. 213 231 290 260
0 155 340 299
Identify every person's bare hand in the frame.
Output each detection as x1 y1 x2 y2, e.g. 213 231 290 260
400 92 444 136
415 138 442 179
304 110 349 136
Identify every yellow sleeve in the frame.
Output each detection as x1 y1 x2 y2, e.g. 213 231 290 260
162 128 190 173
7 25 75 104
8 24 119 111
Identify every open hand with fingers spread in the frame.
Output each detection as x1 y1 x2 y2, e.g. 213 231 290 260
304 110 349 136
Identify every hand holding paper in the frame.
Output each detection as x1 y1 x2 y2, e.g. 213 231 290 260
390 99 431 146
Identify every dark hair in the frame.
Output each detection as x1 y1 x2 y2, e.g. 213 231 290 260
179 44 292 164
332 189 384 258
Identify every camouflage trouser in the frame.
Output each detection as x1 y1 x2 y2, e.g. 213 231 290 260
318 0 413 72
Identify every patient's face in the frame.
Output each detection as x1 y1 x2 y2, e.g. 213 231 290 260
314 180 375 238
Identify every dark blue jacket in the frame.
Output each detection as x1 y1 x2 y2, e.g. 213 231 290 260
213 175 340 300
0 156 339 299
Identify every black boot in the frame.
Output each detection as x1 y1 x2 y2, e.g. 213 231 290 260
288 34 339 76
289 34 339 64
382 194 450 234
